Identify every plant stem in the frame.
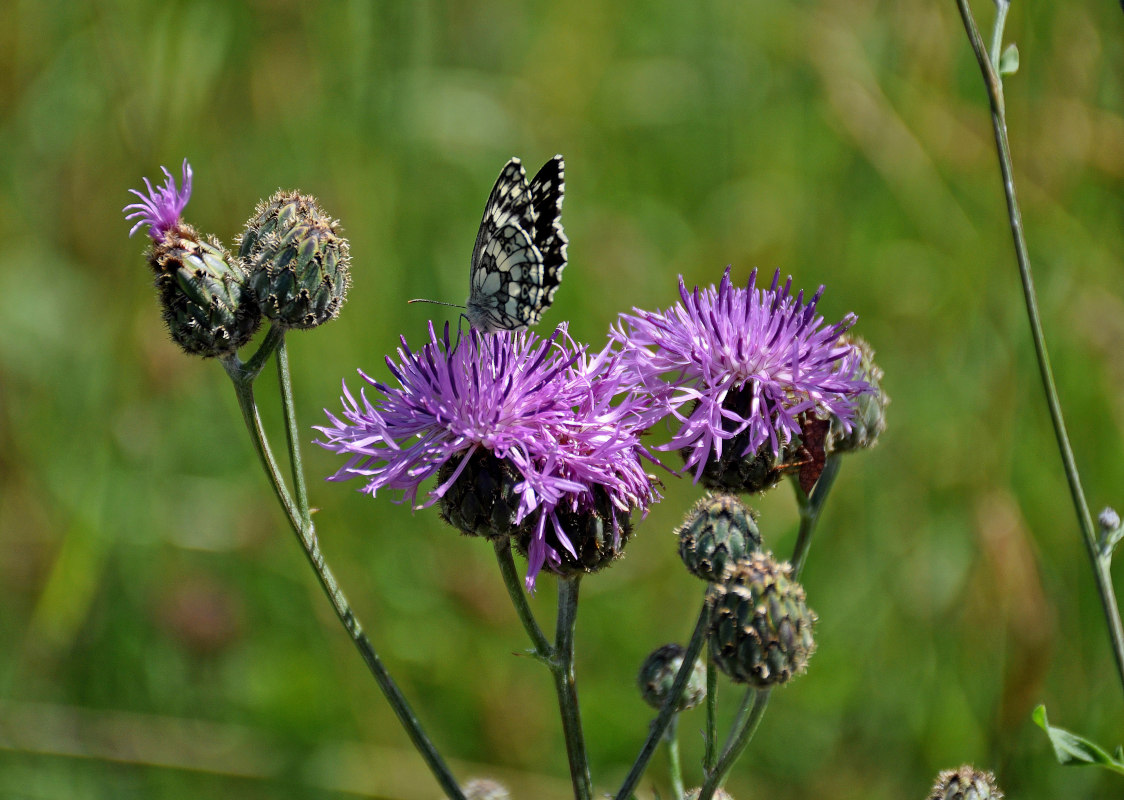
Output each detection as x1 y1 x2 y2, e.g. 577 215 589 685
954 0 1124 696
704 649 718 773
493 538 554 661
698 689 770 800
665 714 684 800
223 352 466 800
276 337 311 532
554 576 593 800
615 601 711 800
790 454 842 580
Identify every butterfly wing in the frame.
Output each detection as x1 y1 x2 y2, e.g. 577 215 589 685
527 156 568 309
466 156 567 332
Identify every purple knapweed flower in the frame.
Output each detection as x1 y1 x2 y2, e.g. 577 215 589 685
124 159 193 240
610 267 869 482
316 322 660 588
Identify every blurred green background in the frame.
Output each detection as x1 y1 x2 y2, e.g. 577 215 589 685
3 1 1124 798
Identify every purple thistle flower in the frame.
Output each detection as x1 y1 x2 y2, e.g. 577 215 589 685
124 159 193 240
316 322 659 588
611 267 869 482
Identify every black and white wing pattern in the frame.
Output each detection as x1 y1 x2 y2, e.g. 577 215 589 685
465 155 567 332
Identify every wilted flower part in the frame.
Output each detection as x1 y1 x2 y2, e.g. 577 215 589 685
315 323 659 587
637 643 707 711
611 267 869 483
927 765 1003 800
124 159 193 240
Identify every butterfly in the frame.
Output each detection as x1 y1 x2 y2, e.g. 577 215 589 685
464 156 568 332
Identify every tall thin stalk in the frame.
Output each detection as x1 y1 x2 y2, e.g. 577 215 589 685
954 0 1124 695
224 333 466 800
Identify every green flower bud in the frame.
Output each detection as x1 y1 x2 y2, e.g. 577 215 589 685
637 643 707 711
707 552 816 687
239 191 350 329
677 494 761 582
927 765 1003 800
684 788 734 800
462 778 510 800
830 336 887 454
148 223 261 357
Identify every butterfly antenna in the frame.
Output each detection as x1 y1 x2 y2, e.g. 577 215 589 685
407 298 466 309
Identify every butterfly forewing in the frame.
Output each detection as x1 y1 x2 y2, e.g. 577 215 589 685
466 155 567 332
527 156 567 307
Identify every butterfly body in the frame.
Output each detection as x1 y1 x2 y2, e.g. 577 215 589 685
466 156 567 332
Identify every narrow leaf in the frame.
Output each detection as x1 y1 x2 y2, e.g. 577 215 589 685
1033 705 1124 775
999 42 1020 75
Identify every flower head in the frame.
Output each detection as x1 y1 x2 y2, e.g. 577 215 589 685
124 159 193 240
316 322 659 588
611 267 869 482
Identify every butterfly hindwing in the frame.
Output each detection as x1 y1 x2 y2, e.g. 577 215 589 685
466 155 567 332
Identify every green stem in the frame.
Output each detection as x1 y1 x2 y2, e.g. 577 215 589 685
725 687 755 747
790 454 842 580
698 690 770 800
615 601 711 800
665 714 684 800
988 0 1009 73
704 648 718 773
222 354 466 800
554 576 592 800
955 0 1124 697
276 337 311 532
493 539 554 661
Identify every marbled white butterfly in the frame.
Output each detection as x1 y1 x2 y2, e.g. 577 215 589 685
465 156 567 332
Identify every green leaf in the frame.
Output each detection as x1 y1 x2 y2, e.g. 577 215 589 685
1033 705 1124 775
999 43 1020 76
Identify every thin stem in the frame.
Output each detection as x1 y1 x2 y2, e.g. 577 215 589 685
790 455 843 580
665 714 684 800
276 337 311 531
704 648 718 773
988 0 1009 71
725 687 755 747
241 324 287 382
955 0 1124 696
698 689 770 800
224 361 465 800
493 538 554 661
615 602 711 800
554 576 592 800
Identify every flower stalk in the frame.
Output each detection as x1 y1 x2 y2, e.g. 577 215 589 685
614 601 711 800
223 337 466 800
954 0 1124 696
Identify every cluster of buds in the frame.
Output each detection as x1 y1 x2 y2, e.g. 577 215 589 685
125 160 350 358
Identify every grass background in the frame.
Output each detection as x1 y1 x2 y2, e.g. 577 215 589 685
2 1 1124 798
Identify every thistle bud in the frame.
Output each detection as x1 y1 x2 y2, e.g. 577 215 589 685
830 336 887 454
927 765 1003 800
239 191 350 330
124 160 261 357
637 643 706 711
149 224 261 357
707 552 816 687
684 789 734 800
677 493 761 582
462 778 510 800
